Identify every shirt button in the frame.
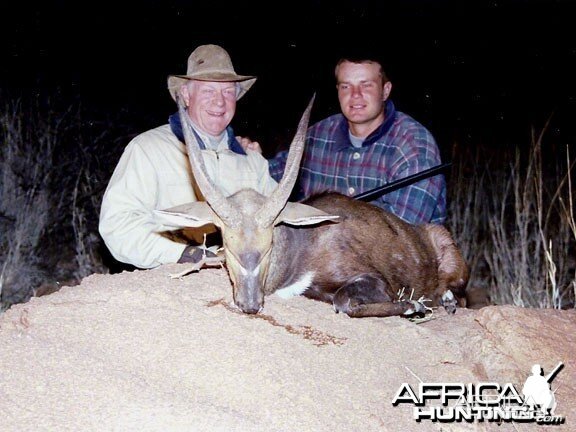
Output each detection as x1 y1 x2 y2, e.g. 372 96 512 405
348 187 355 195
353 152 361 160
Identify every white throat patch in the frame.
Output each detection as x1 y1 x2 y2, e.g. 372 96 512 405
275 271 315 299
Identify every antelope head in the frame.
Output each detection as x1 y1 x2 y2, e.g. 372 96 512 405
155 95 339 313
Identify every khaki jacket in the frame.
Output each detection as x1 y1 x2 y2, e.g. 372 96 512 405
99 124 278 269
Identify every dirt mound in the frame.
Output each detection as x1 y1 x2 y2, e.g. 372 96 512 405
1 265 574 431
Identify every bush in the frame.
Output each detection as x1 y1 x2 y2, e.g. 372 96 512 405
0 93 134 309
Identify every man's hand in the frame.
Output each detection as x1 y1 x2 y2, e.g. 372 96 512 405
178 245 218 264
171 244 224 279
236 136 263 154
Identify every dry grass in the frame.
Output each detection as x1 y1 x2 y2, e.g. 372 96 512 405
1 99 54 308
0 94 132 310
448 121 575 309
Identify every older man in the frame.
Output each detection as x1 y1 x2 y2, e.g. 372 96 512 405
99 45 277 269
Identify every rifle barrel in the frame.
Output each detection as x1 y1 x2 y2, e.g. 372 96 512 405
353 163 452 202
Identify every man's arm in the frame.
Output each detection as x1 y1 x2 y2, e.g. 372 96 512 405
267 150 289 182
372 165 446 224
372 131 447 224
99 140 187 269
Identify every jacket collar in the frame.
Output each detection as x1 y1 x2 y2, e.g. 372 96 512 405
333 99 397 151
168 112 247 155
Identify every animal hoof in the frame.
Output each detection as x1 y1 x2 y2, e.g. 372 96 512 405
333 298 360 315
440 290 458 314
403 300 427 316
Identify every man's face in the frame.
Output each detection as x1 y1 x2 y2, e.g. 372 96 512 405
336 61 391 135
181 81 238 136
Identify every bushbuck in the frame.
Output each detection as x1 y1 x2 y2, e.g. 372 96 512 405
155 96 469 318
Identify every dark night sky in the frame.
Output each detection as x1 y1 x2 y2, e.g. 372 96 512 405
1 0 575 157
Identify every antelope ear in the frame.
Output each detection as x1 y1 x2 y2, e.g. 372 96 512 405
154 201 221 229
275 202 340 226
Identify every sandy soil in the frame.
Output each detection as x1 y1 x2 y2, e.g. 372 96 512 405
1 264 574 431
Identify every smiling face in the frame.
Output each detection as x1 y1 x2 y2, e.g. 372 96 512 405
180 80 238 136
335 60 392 138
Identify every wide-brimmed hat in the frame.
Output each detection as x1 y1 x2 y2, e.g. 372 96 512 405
167 44 257 101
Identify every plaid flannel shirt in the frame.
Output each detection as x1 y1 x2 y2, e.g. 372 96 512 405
268 100 446 224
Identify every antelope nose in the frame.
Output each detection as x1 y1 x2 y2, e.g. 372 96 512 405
234 276 264 314
244 306 259 314
236 300 261 314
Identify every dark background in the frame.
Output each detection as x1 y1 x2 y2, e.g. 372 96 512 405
1 0 575 157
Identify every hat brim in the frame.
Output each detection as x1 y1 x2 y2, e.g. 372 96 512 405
167 73 256 101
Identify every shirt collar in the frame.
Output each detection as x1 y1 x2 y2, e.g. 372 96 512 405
168 112 247 155
333 99 397 151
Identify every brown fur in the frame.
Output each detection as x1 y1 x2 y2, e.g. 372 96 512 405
421 224 469 307
265 192 469 314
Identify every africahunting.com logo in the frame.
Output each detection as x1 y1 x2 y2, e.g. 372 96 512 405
392 362 565 425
